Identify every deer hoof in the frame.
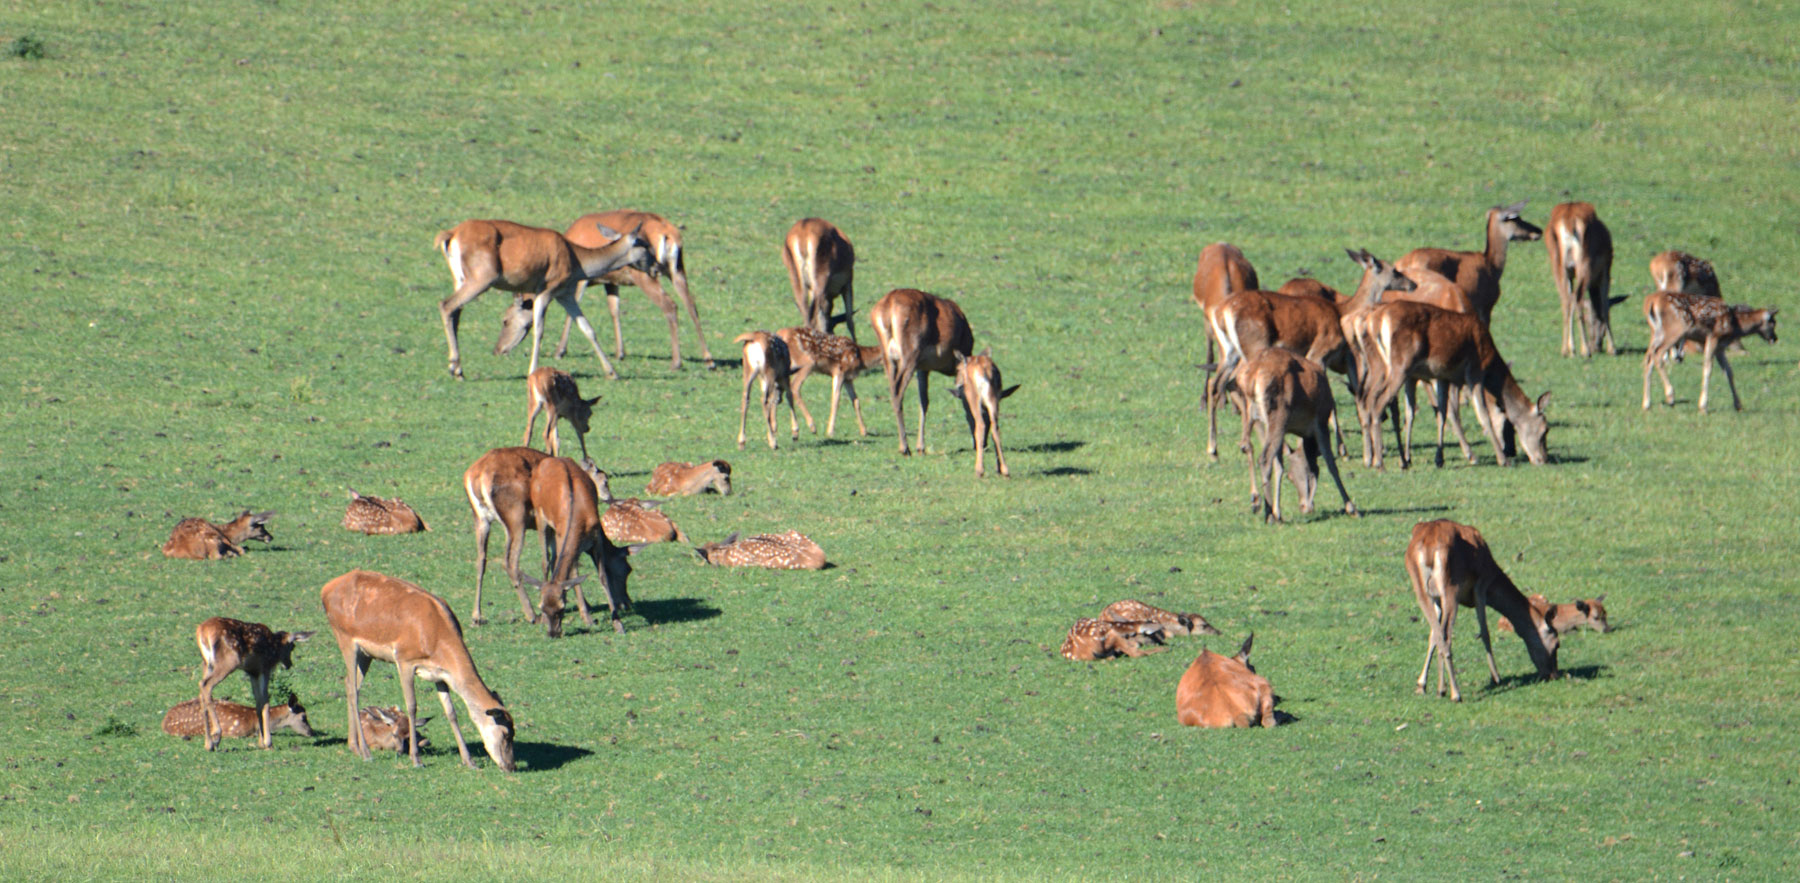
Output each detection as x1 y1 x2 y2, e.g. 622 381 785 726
1346 503 1361 517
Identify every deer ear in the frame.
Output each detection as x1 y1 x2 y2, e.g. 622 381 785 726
638 498 665 509
949 385 966 401
1594 594 1606 603
586 395 601 407
1236 632 1255 662
626 542 652 556
1536 391 1552 413
1575 601 1590 614
564 573 588 588
593 223 621 240
346 489 361 500
724 532 741 545
519 574 544 589
954 351 969 365
978 346 991 359
253 511 276 523
288 631 315 644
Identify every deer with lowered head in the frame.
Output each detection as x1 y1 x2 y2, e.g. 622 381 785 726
1404 520 1559 702
528 456 636 637
1395 200 1542 325
647 460 732 497
734 330 799 451
342 489 428 535
161 510 275 560
534 210 714 371
783 217 858 339
869 288 975 457
522 366 599 460
1175 634 1276 728
193 617 314 751
775 325 885 439
1059 618 1168 661
949 348 1020 478
692 530 826 570
1642 291 1778 413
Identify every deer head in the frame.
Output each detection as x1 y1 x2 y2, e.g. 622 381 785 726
523 573 586 639
1493 200 1543 242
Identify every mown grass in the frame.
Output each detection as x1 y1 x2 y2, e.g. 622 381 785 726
2 0 1798 879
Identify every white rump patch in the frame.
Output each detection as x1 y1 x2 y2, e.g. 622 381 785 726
445 238 466 286
745 341 768 374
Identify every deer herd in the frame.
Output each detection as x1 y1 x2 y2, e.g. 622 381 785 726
153 198 1775 765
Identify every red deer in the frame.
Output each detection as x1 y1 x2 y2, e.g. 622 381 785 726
1642 291 1778 412
734 331 799 450
1059 619 1168 661
162 698 313 741
1498 594 1610 635
692 531 826 570
1649 250 1720 298
869 289 975 456
949 349 1020 477
1404 520 1559 701
528 456 635 637
1545 202 1618 357
433 217 652 380
782 218 858 338
1225 348 1358 523
577 461 688 546
646 460 732 497
161 510 274 560
1395 200 1542 325
193 617 313 750
1359 301 1550 470
522 367 599 460
342 490 427 535
1100 600 1222 637
1175 634 1275 728
775 326 885 438
355 706 432 756
320 569 515 770
463 446 551 624
1194 245 1261 453
537 210 713 371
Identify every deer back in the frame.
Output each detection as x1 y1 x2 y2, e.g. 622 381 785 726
343 491 427 535
602 499 685 544
1100 600 1220 636
163 698 313 739
162 518 240 560
1175 638 1274 728
695 530 825 570
870 289 973 375
1193 243 1260 313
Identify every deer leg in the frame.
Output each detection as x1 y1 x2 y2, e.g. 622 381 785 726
970 397 990 477
737 365 756 450
397 664 426 768
790 366 816 436
1415 595 1441 695
567 552 596 629
1204 365 1222 461
501 520 537 623
988 401 1011 478
1714 345 1743 412
432 679 474 769
251 672 272 749
1287 439 1317 515
915 370 934 454
554 291 620 381
342 646 372 761
1438 591 1462 702
1314 422 1357 516
552 280 583 360
542 415 560 459
668 265 714 369
1466 384 1508 468
1440 383 1477 465
808 266 832 333
761 375 780 450
439 271 497 380
1559 277 1577 358
523 397 542 448
1243 415 1264 514
826 372 844 437
846 377 870 436
1472 595 1502 687
634 271 684 369
1264 431 1287 524
836 281 857 345
573 425 590 462
198 662 226 751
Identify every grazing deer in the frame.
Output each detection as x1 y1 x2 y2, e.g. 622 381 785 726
1642 291 1778 412
1404 520 1560 702
357 706 432 756
1359 300 1550 470
342 489 428 535
1100 600 1222 637
869 288 975 456
522 367 600 460
320 569 516 770
1207 277 1369 461
162 697 313 741
949 349 1020 478
1175 634 1275 728
1224 348 1358 523
1649 250 1721 298
1498 594 1610 635
775 326 885 438
1395 200 1542 325
783 218 858 338
463 446 551 624
1059 618 1168 661
692 531 826 570
161 510 275 560
193 617 314 751
433 217 653 380
647 460 732 496
1544 202 1619 358
578 461 688 545
529 456 636 637
734 331 799 450
534 210 713 371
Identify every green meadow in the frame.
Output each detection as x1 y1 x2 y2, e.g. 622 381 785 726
2 0 1797 878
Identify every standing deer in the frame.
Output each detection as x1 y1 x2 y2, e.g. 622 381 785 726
948 349 1019 477
342 490 428 535
463 446 551 625
647 460 732 497
1404 520 1560 702
529 456 636 637
1642 291 1778 412
1207 279 1366 461
163 697 313 741
1059 619 1168 661
692 531 826 570
869 288 975 456
320 569 515 770
734 331 798 450
433 217 653 380
161 510 275 560
1193 244 1261 460
193 617 313 751
1545 202 1618 357
775 326 885 438
1175 634 1275 728
1395 200 1542 325
1223 348 1358 523
1100 600 1222 637
1649 250 1720 298
534 210 714 371
522 367 599 460
782 218 857 338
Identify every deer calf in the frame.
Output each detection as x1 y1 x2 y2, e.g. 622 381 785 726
734 331 798 450
342 490 428 535
523 367 599 460
1059 618 1168 661
580 461 688 545
692 531 826 570
161 511 275 560
1100 600 1221 636
1642 291 1779 412
194 617 313 750
1498 594 1610 635
647 460 732 496
356 706 432 756
949 349 1020 477
775 326 885 438
1175 634 1275 728
1404 520 1559 702
1649 250 1720 298
163 697 313 741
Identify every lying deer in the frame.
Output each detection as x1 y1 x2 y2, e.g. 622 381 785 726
163 697 313 741
1405 520 1559 702
1498 594 1610 635
1642 291 1779 413
578 461 687 545
734 331 798 450
342 489 428 535
522 366 599 460
194 617 314 750
1059 618 1168 661
949 349 1020 477
357 706 432 756
1175 634 1275 728
161 510 275 560
647 460 732 496
775 326 885 438
1100 600 1221 637
692 531 826 570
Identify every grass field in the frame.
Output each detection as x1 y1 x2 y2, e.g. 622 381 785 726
3 0 1798 878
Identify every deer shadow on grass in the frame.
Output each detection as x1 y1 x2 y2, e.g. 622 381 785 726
516 741 592 773
1018 440 1086 453
628 597 722 626
1482 664 1608 694
1035 466 1095 477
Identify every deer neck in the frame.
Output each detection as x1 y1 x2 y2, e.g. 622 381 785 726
569 238 634 281
1483 211 1512 275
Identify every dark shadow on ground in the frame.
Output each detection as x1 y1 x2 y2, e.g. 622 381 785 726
516 740 593 773
630 597 723 626
1018 440 1086 453
1036 466 1094 477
